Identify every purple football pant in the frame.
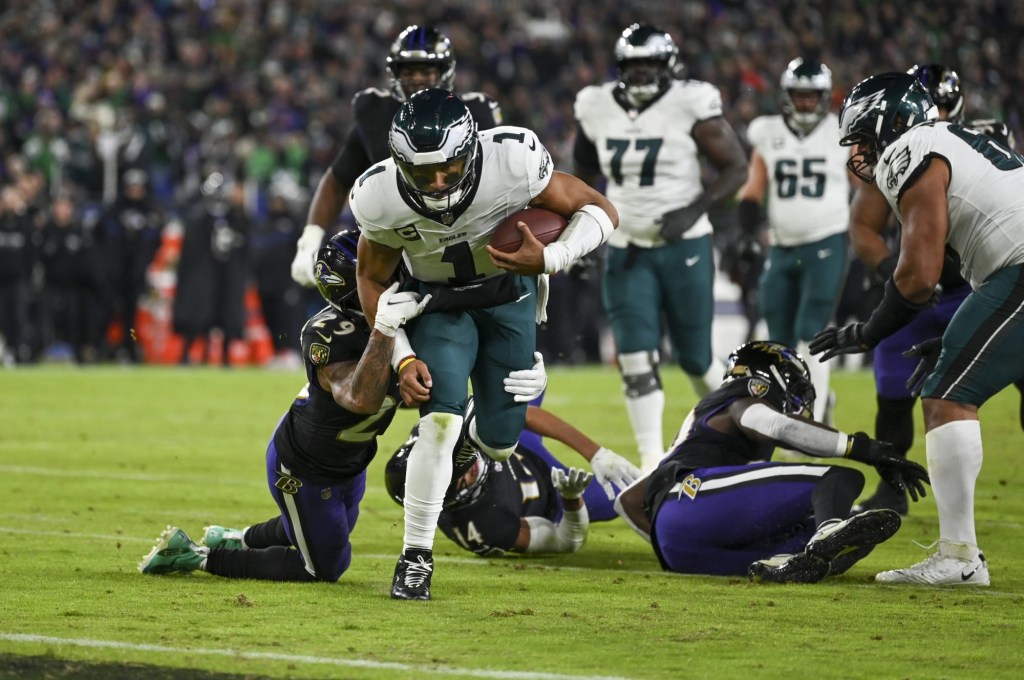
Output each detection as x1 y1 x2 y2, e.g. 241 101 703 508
873 286 970 399
652 462 831 576
265 438 366 582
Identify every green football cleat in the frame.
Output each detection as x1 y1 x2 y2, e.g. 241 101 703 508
201 525 245 550
138 526 207 575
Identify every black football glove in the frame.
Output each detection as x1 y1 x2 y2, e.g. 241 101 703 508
846 432 930 502
658 196 710 243
903 337 943 398
808 322 875 361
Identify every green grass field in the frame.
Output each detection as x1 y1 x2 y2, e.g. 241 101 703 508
1 365 1022 679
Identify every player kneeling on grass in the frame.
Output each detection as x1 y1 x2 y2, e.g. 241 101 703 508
138 232 545 582
615 341 930 583
384 395 641 556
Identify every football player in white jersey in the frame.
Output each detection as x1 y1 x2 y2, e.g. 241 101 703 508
811 72 1024 586
353 88 618 600
573 24 748 472
290 25 502 287
737 58 854 424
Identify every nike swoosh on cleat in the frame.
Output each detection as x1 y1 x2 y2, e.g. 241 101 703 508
962 565 982 581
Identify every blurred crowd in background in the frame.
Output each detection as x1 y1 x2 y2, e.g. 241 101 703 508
2 0 1022 367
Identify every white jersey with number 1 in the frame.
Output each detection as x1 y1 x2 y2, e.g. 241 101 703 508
351 125 554 284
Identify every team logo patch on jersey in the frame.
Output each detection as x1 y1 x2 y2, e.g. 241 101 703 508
677 473 701 500
747 377 771 398
275 473 302 495
538 150 551 180
321 487 332 500
396 224 422 241
886 146 912 190
309 343 330 366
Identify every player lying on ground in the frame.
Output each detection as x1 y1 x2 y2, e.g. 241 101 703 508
615 341 930 583
384 395 641 556
137 232 543 582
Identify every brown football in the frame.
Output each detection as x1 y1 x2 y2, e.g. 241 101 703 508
489 208 568 253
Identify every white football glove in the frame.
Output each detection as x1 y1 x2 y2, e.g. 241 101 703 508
290 224 325 287
503 351 546 402
374 282 432 337
590 447 642 501
551 466 593 500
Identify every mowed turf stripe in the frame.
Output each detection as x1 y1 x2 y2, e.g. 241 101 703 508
0 634 629 680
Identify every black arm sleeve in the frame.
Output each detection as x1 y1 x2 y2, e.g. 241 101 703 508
862 278 928 345
572 123 602 180
329 126 374 188
737 198 762 236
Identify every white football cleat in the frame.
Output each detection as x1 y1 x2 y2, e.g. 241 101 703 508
876 539 990 586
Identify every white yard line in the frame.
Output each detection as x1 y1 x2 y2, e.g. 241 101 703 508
0 633 630 680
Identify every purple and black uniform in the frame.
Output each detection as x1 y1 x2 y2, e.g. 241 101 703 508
329 88 500 188
206 305 400 582
874 252 971 399
642 379 842 576
432 396 619 557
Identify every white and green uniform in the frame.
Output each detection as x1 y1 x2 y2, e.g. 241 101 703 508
876 120 1024 404
747 113 850 347
574 79 719 371
351 125 552 446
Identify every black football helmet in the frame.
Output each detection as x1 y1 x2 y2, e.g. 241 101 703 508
838 72 937 183
614 23 678 105
779 58 832 132
385 25 456 101
908 64 963 123
384 400 490 509
313 230 360 312
966 118 1016 150
723 341 816 417
389 88 478 214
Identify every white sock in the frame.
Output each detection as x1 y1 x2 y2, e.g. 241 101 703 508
797 340 831 423
688 356 725 397
624 390 665 473
402 412 462 552
925 420 983 547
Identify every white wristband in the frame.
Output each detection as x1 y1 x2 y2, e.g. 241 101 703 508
390 328 415 371
542 204 614 274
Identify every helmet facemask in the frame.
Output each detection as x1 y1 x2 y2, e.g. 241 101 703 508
779 58 832 133
838 72 938 184
614 24 679 107
386 25 456 101
314 231 361 313
724 341 817 418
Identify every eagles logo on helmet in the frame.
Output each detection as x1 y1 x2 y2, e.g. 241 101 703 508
389 88 479 216
779 58 833 134
614 23 679 107
838 72 938 183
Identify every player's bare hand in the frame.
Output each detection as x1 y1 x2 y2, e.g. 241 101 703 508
399 359 432 406
487 223 545 275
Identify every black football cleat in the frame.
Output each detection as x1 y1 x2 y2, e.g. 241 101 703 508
748 552 831 584
391 549 433 600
